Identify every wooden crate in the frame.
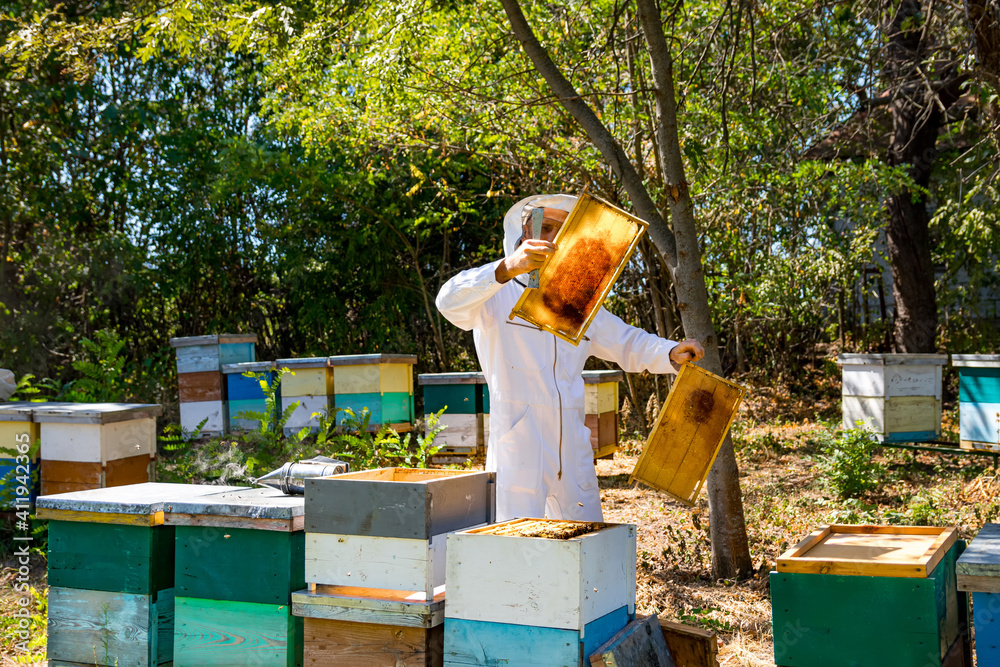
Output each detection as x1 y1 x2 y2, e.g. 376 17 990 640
771 524 967 667
177 370 223 403
957 522 1000 665
174 596 303 667
39 483 240 667
277 357 335 397
444 606 631 667
952 355 1000 451
631 364 747 505
419 373 488 457
839 353 948 442
294 585 445 666
48 587 175 667
164 486 306 666
170 334 257 374
445 519 635 631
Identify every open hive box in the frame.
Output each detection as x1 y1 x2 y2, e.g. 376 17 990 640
444 518 637 666
631 364 748 506
509 191 647 346
771 524 967 667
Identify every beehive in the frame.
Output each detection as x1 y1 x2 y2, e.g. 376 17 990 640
957 522 1000 665
951 355 1000 452
163 486 306 666
631 364 747 506
839 353 948 443
222 361 279 431
329 354 416 430
276 356 334 436
443 518 636 666
583 370 622 459
32 403 161 496
171 334 257 436
771 524 968 667
0 402 51 508
419 373 488 458
40 482 242 667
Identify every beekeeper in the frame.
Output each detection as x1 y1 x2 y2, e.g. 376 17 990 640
435 193 705 522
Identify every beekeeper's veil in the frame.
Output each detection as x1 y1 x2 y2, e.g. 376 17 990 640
502 194 578 258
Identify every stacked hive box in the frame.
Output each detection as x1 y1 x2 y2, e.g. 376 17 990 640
330 354 417 431
277 357 334 436
957 523 1000 665
583 370 622 459
171 334 257 436
34 403 161 496
443 518 637 666
0 402 50 508
419 373 488 459
298 468 494 665
223 361 279 431
771 524 969 667
165 487 306 666
952 355 1000 451
839 353 948 442
40 483 240 667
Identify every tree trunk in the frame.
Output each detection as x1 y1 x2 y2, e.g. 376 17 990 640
499 0 753 579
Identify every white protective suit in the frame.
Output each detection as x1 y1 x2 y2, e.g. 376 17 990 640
435 194 680 522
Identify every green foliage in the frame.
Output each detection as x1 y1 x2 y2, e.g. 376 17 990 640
319 407 445 471
63 330 128 403
817 427 887 499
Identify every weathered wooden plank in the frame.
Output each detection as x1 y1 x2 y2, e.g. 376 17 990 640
776 525 957 578
445 521 636 631
173 596 301 667
218 341 255 366
305 468 492 539
170 334 257 347
631 365 747 506
957 523 1000 586
327 354 418 366
972 592 1000 665
40 418 156 463
585 382 618 415
958 401 1000 445
175 344 222 374
48 520 175 594
37 507 163 527
175 525 305 605
164 486 304 523
417 372 486 386
582 370 625 384
444 607 629 667
281 394 331 433
304 616 442 666
47 587 158 667
178 400 227 436
41 459 102 486
658 619 719 667
106 454 154 489
430 413 480 452
305 533 444 599
279 364 334 398
423 384 479 415
155 587 175 665
952 354 1000 367
177 371 223 403
588 615 674 667
842 395 942 441
841 366 885 397
292 584 445 628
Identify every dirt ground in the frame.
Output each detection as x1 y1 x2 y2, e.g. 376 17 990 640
3 381 999 665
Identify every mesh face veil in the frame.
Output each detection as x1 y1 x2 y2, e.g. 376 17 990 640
501 194 578 258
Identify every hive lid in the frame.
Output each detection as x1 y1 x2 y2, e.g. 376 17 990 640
0 401 77 422
30 402 162 424
776 524 958 578
276 356 330 369
951 354 1000 367
163 486 304 524
417 372 486 385
327 353 418 366
957 523 1000 592
837 353 949 366
169 333 258 347
221 361 277 374
582 370 624 383
36 482 244 525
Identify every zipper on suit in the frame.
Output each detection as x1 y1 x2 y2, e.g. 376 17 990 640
553 336 563 480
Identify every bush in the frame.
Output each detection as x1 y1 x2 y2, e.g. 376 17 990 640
817 427 886 499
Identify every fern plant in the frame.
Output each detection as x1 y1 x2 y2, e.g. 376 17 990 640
64 330 128 402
